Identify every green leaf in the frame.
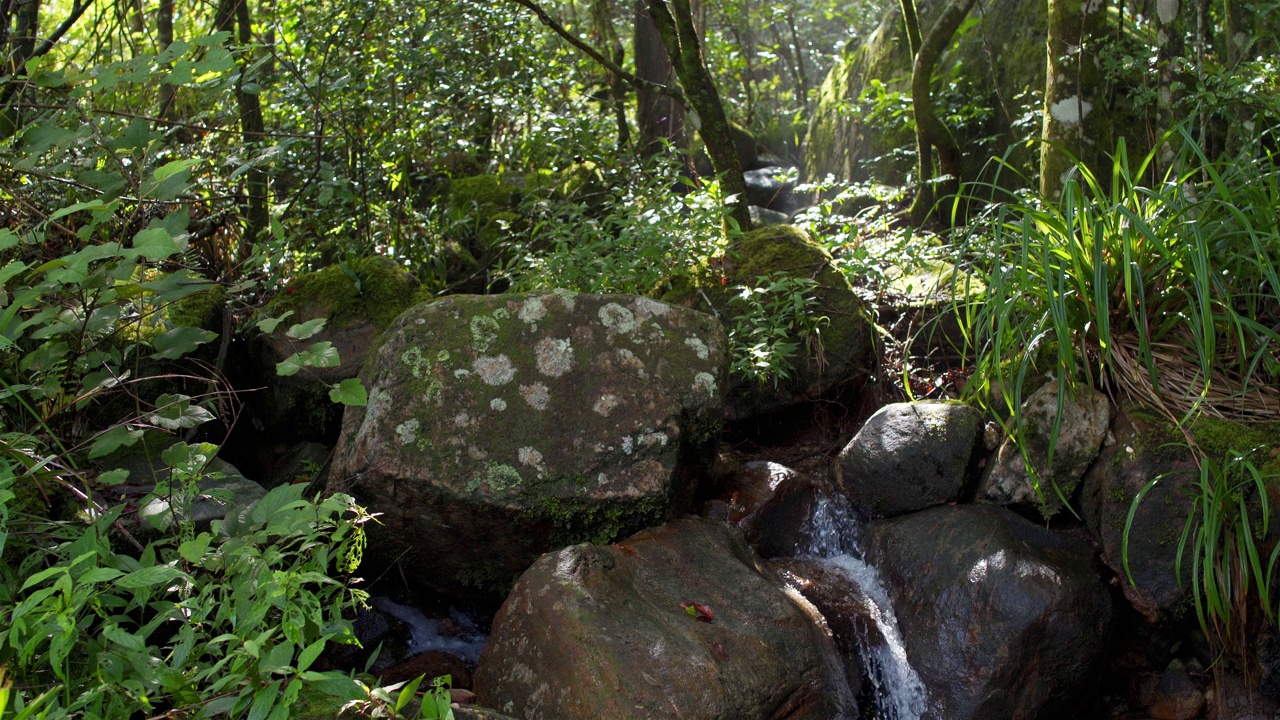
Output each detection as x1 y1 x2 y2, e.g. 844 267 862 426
96 468 131 486
261 642 295 675
328 378 368 406
300 671 367 701
78 567 124 584
132 227 180 260
275 341 340 377
87 426 144 459
286 317 326 340
256 311 294 335
178 533 212 563
148 393 216 430
116 564 186 589
155 158 202 181
295 636 330 673
102 623 147 652
150 326 218 360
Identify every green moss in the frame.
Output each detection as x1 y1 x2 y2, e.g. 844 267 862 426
446 174 522 209
276 256 425 331
536 494 666 547
168 282 226 332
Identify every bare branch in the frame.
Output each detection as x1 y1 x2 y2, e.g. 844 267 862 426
504 0 685 105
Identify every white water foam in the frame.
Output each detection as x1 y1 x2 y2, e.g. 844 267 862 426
801 494 927 720
825 554 928 720
370 597 487 663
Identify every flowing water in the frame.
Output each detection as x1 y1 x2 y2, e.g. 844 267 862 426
804 495 928 720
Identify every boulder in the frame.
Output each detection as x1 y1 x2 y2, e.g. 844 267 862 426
744 166 799 214
664 225 876 420
866 504 1112 720
97 431 267 533
473 518 852 720
749 205 790 227
326 291 727 596
720 461 850 559
1080 407 1280 624
769 558 883 714
252 256 424 443
834 400 984 518
979 382 1111 518
1078 407 1199 624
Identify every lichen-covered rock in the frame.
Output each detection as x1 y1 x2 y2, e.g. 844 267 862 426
473 518 851 720
326 291 728 596
665 225 875 420
979 382 1111 519
866 505 1112 720
253 256 424 443
834 400 984 518
805 0 1046 188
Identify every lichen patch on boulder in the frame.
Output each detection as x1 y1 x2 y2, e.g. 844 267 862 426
327 292 728 598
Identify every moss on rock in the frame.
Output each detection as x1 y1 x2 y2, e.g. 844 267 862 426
275 256 425 331
665 225 875 419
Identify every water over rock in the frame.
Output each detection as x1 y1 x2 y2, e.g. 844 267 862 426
834 400 984 518
473 517 851 720
325 291 727 597
979 382 1111 519
865 504 1112 720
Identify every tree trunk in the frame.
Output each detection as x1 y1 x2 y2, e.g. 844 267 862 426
643 0 751 232
635 0 683 156
592 0 630 149
157 0 176 118
904 0 974 225
1041 0 1109 199
217 0 270 249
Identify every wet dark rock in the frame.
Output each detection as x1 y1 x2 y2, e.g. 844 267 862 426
1145 666 1205 720
1079 407 1199 624
770 557 881 709
379 650 473 690
834 400 984 518
326 292 727 598
744 166 799 214
866 504 1112 720
474 518 851 720
724 461 844 558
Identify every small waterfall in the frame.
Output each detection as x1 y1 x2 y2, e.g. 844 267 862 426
803 495 928 720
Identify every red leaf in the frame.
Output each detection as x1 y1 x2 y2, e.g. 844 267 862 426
681 599 714 623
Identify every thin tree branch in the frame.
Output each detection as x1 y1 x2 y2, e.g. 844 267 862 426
504 0 685 104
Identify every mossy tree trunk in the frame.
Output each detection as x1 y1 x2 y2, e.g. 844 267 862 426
642 0 752 233
1041 0 1108 199
903 0 974 226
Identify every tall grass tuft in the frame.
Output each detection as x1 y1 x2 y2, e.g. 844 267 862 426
959 127 1280 426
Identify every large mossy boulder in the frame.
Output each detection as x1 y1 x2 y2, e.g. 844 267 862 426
252 256 424 443
473 518 851 720
804 0 1047 188
1080 407 1280 624
866 504 1112 720
325 291 728 597
834 400 985 518
665 225 875 420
